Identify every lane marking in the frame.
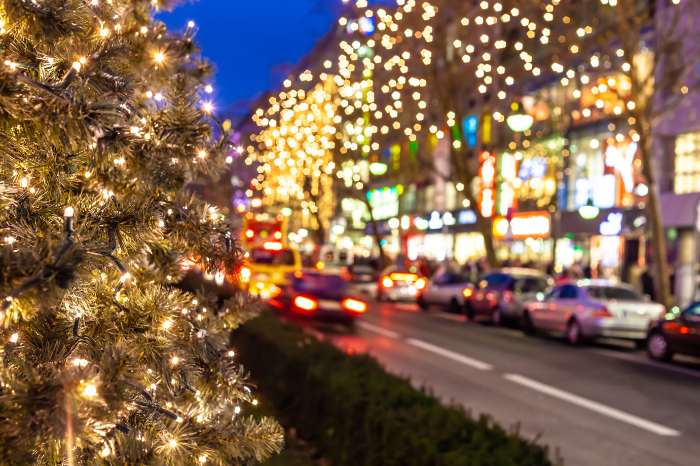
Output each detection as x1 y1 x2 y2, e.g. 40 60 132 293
406 338 494 371
432 312 467 322
589 348 700 379
356 321 401 339
504 373 681 437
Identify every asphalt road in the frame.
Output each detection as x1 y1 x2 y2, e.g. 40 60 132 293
313 301 700 466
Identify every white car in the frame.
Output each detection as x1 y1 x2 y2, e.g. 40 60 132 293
417 271 474 314
523 279 665 346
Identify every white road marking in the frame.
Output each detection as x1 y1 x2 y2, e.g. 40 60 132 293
432 312 467 322
406 338 494 371
590 348 700 379
356 321 401 339
504 373 682 437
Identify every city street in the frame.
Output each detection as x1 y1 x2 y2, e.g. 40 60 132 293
314 302 700 466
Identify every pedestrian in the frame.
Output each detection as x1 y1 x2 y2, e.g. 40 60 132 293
641 266 655 301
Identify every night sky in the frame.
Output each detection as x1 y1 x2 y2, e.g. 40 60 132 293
161 0 340 115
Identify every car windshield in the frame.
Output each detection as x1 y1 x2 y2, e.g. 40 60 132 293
586 286 643 301
480 273 510 289
250 248 296 266
293 273 346 292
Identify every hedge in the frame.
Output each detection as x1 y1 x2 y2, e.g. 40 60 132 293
232 313 552 466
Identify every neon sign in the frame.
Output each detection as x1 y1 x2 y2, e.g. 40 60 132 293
458 210 477 224
428 211 444 230
599 212 623 236
605 142 637 193
493 212 551 240
478 151 496 218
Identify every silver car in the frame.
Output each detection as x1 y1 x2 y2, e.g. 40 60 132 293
376 267 422 302
469 268 551 325
417 271 474 314
523 279 666 346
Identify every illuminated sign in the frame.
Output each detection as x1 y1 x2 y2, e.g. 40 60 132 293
493 212 551 240
367 185 403 220
428 211 444 230
414 217 429 230
463 116 478 148
599 212 623 236
458 210 477 224
605 142 637 193
518 156 547 180
478 151 496 218
592 174 616 209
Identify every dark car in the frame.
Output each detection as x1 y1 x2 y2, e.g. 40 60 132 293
469 268 551 326
345 263 380 297
646 302 700 361
268 269 368 327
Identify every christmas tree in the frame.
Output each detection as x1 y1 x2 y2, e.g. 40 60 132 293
0 0 282 464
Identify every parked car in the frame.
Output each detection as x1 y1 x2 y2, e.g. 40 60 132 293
523 279 665 346
469 268 551 325
268 269 367 327
377 266 422 302
345 263 380 297
646 302 700 361
417 271 474 314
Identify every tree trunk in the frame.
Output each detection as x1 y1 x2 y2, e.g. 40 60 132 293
451 147 499 268
638 131 672 307
363 197 390 269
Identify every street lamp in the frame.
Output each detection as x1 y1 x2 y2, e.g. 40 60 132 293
578 199 600 219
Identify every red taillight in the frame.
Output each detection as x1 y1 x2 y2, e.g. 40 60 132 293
381 277 394 288
269 284 282 298
463 288 473 298
263 242 283 251
591 307 612 318
680 326 690 334
415 278 427 290
245 229 254 238
503 290 514 304
293 296 317 312
342 298 367 313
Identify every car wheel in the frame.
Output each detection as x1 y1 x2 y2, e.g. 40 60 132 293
647 330 672 362
521 311 536 336
566 319 585 346
417 296 429 311
448 298 461 315
491 307 502 326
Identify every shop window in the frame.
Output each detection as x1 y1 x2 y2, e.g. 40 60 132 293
445 182 457 211
674 132 700 194
403 184 416 213
424 185 436 212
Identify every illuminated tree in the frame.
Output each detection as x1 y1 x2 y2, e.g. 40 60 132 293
0 0 282 464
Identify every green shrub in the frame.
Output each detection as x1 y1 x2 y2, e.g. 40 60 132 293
233 313 552 466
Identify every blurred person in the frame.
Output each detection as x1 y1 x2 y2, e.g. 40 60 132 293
641 266 655 301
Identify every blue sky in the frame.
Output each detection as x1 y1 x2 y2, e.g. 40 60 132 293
161 0 339 115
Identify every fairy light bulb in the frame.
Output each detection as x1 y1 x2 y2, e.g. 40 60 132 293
154 53 164 63
9 333 18 343
83 383 97 397
101 445 110 457
169 440 177 448
205 85 213 93
171 356 179 364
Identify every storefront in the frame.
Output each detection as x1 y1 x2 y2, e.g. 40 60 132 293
557 208 646 283
492 211 553 265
